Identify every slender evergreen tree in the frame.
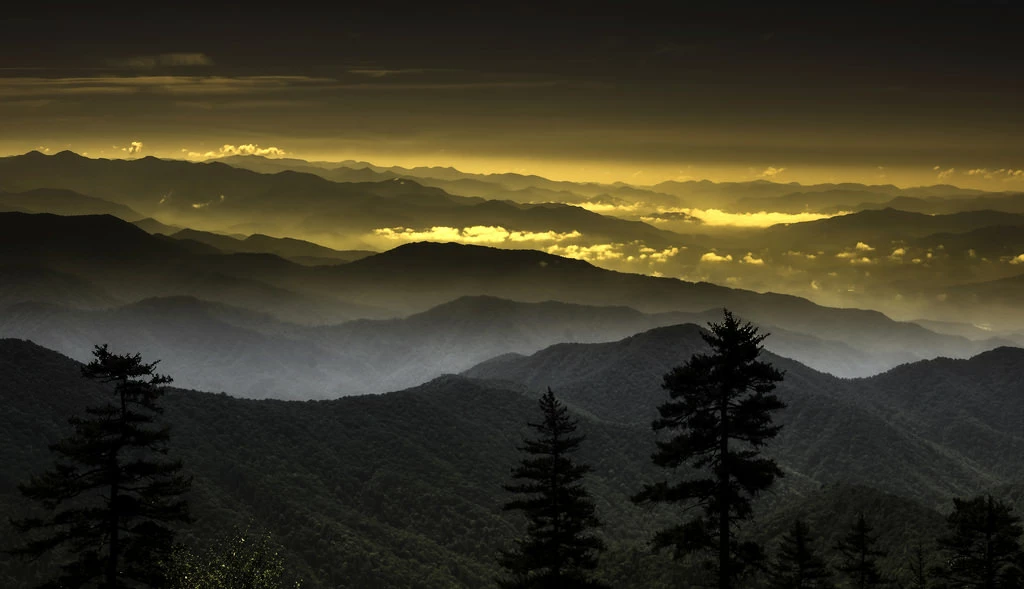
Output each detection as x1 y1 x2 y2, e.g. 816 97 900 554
10 344 191 589
499 388 607 589
633 309 786 589
931 495 1023 589
834 513 888 589
768 519 834 589
903 540 932 589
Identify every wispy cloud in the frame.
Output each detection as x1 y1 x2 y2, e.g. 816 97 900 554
107 53 214 69
760 166 786 179
933 165 956 180
1010 254 1024 265
0 76 334 98
347 68 450 78
967 168 1024 180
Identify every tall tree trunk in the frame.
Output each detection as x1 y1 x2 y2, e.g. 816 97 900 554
719 394 730 589
106 463 119 589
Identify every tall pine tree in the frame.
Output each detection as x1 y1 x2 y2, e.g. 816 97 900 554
768 519 833 589
499 388 607 589
931 495 1023 589
10 344 191 589
833 513 888 589
633 309 786 589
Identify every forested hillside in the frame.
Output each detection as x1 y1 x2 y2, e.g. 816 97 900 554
3 336 1022 587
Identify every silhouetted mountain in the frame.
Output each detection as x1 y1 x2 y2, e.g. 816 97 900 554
0 212 381 324
0 151 682 249
758 208 1024 251
171 229 375 265
0 188 142 219
132 217 181 234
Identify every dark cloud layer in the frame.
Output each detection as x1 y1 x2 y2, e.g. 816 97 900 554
2 2 1022 184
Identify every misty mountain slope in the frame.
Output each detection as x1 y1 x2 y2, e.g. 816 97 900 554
0 291 896 401
0 298 344 397
0 212 1001 373
0 188 143 220
0 265 119 310
331 241 998 366
464 324 1024 505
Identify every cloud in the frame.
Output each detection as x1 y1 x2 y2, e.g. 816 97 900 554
546 243 624 261
700 252 733 263
760 166 786 179
810 280 821 290
184 143 287 158
107 53 214 69
124 141 143 154
741 252 765 265
1010 254 1024 265
849 257 874 265
219 144 286 157
643 247 681 263
374 225 581 245
855 241 875 251
889 247 906 259
934 167 955 180
667 208 843 228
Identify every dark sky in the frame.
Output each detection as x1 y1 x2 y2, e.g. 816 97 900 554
2 2 1022 187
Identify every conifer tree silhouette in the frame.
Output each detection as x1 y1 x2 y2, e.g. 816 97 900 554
768 519 834 589
10 344 191 589
833 513 888 589
633 308 786 589
499 388 607 589
931 495 1023 589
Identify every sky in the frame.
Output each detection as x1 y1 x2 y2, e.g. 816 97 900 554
2 2 1023 189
